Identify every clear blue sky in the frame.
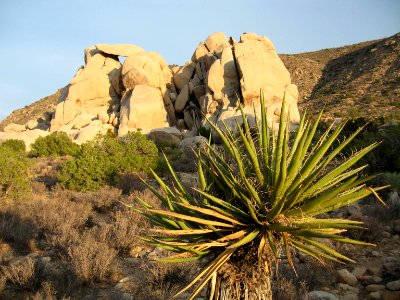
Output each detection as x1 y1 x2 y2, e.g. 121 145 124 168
0 0 399 121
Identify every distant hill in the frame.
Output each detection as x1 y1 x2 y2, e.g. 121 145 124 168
281 32 400 122
0 87 67 131
1 33 399 131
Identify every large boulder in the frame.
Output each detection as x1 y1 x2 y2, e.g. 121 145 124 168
148 127 183 147
204 32 231 58
3 123 26 133
95 44 144 57
173 61 196 91
234 33 300 124
118 85 168 136
51 46 121 132
207 47 240 107
122 54 163 90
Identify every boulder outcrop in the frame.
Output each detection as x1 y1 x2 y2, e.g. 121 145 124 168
1 32 300 148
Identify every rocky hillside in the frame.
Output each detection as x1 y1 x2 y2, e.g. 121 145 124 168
281 32 400 121
0 87 65 131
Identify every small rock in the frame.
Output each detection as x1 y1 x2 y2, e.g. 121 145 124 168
352 266 367 279
337 269 358 286
366 284 385 292
341 294 358 300
308 290 339 300
367 265 383 276
386 279 400 291
371 251 380 257
369 291 382 299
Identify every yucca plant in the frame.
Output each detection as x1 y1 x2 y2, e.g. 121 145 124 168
137 95 387 300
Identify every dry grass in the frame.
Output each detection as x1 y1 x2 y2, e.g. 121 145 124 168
66 233 117 286
0 257 36 290
133 262 192 300
273 276 309 300
94 210 142 254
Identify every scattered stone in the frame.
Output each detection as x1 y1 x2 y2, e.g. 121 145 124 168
366 284 385 292
352 266 367 279
369 291 382 299
148 127 183 147
308 290 339 300
337 269 358 286
386 279 400 291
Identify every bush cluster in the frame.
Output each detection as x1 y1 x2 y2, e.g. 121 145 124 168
317 119 400 174
343 122 400 173
0 147 30 200
29 132 79 157
58 132 158 191
0 139 26 153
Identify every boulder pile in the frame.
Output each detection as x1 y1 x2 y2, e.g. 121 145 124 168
0 32 300 148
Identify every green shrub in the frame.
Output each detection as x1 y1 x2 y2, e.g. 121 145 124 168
0 139 26 153
57 132 158 191
384 172 400 192
0 147 30 200
30 132 80 157
344 123 400 173
57 143 114 192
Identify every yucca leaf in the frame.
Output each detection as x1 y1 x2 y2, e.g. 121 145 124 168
283 232 297 275
217 229 249 242
194 189 250 220
174 202 246 226
161 152 190 199
228 229 260 248
150 228 222 235
156 256 203 263
149 209 236 228
290 239 339 264
300 237 355 263
174 247 236 299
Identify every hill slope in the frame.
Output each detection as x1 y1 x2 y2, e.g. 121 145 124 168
1 33 399 130
281 33 400 121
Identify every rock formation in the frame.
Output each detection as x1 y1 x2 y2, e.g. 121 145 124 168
0 32 300 148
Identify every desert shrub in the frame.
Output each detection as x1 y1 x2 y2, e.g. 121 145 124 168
342 122 400 173
30 282 58 300
273 277 308 300
384 172 400 191
0 208 38 249
104 132 159 175
57 143 114 192
30 132 79 157
67 233 117 285
0 139 26 152
133 262 191 300
0 147 30 200
94 210 140 253
0 257 36 290
57 132 158 191
71 187 121 213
